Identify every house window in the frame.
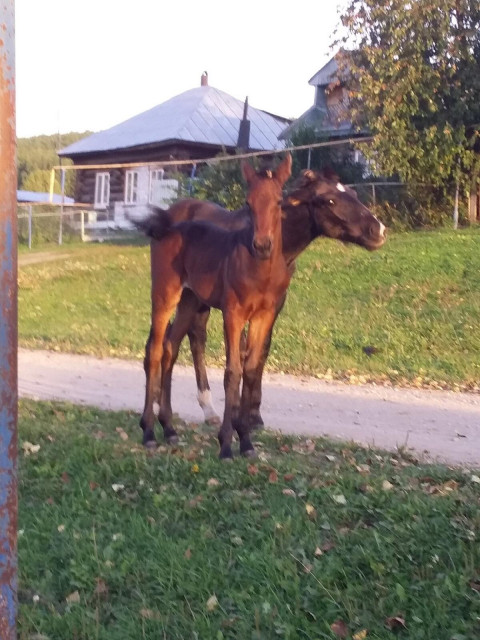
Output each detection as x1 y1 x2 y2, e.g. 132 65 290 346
149 168 165 203
125 170 139 204
94 172 110 208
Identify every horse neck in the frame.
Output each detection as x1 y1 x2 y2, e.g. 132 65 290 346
281 202 319 263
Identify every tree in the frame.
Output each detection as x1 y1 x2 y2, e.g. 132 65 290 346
22 168 61 194
287 125 366 184
192 153 257 210
337 0 480 191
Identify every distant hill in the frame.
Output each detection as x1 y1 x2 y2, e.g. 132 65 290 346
17 131 92 197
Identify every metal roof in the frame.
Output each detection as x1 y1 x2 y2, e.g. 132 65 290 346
17 190 75 204
308 57 340 87
59 86 290 157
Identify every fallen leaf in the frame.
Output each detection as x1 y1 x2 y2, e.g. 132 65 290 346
284 473 295 481
385 616 407 630
94 578 108 596
115 427 129 441
470 475 480 484
184 548 192 560
207 478 220 487
206 594 218 612
356 464 370 474
111 484 125 492
305 503 317 519
282 488 296 497
382 480 394 491
268 470 278 483
89 481 99 490
353 630 368 640
331 619 349 637
314 546 323 557
247 464 259 476
22 441 41 456
333 494 347 505
66 590 80 604
140 608 162 620
321 540 336 552
325 454 336 462
57 524 65 533
61 472 70 484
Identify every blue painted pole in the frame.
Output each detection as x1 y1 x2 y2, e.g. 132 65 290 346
0 1 18 637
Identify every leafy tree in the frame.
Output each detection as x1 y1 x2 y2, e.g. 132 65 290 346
337 0 480 191
22 169 61 194
287 125 366 184
192 153 257 210
17 131 91 197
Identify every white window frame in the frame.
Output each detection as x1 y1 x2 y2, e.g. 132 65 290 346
125 170 139 204
94 172 110 209
149 168 165 203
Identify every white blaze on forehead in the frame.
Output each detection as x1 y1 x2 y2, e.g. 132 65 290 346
378 221 386 237
336 182 346 192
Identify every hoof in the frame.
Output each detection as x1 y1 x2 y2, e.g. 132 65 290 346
241 448 257 459
206 415 222 427
143 439 158 450
249 415 265 431
219 445 234 461
166 434 179 445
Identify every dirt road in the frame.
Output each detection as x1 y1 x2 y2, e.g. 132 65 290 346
18 348 480 467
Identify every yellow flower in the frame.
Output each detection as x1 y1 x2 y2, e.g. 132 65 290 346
191 463 199 473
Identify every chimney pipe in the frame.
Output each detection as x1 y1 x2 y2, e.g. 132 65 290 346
201 71 208 87
237 96 250 151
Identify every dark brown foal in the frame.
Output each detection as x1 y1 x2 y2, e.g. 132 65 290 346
139 154 293 459
141 168 387 429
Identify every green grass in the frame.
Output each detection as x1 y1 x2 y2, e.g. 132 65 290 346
18 228 480 389
18 399 480 639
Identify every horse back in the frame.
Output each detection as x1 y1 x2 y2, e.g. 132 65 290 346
167 199 248 230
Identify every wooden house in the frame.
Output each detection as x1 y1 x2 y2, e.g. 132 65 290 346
58 73 290 225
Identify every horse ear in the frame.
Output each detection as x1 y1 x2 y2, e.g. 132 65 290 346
321 166 340 182
274 153 292 185
301 169 316 182
241 160 256 184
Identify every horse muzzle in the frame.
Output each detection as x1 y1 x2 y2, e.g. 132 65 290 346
252 237 273 260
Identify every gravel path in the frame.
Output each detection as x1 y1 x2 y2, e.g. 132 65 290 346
18 348 480 467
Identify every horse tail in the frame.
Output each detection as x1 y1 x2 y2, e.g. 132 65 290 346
129 206 172 240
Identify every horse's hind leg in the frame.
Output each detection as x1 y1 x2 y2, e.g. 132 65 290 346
158 290 204 442
188 302 221 426
140 286 182 448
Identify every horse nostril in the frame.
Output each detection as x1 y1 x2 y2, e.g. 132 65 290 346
254 238 272 252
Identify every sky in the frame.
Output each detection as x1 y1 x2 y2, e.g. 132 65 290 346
15 0 347 139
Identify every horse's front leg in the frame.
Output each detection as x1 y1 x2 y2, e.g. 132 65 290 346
249 292 287 429
237 309 277 456
218 310 244 460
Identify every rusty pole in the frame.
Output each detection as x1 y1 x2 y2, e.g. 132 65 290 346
0 1 18 638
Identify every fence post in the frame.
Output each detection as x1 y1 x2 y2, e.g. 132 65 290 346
0 3 18 638
371 183 376 207
28 204 32 249
81 210 85 242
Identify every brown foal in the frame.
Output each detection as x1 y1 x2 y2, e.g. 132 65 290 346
140 154 292 459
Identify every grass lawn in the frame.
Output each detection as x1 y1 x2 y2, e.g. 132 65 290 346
18 228 480 390
18 399 480 640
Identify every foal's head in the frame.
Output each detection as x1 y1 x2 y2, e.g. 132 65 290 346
288 168 386 251
241 153 292 259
